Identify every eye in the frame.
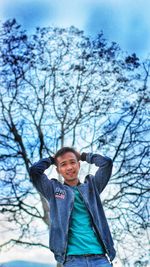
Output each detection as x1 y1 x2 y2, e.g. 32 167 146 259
60 163 66 167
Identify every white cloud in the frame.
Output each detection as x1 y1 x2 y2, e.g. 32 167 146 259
0 246 56 264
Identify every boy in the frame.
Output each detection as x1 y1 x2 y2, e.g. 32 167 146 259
29 147 116 266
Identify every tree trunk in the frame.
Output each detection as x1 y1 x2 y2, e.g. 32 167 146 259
56 262 62 267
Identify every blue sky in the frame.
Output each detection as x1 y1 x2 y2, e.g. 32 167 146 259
0 1 149 265
0 0 150 59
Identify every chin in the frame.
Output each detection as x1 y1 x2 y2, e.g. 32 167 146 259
65 177 77 182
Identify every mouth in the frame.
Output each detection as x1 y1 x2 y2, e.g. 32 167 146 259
66 171 75 176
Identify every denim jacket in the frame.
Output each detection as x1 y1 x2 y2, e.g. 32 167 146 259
29 153 116 264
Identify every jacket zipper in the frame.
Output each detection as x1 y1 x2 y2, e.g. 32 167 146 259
77 187 110 258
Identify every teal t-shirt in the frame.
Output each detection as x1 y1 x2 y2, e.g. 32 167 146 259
67 187 105 255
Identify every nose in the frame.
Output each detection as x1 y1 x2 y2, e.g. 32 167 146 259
66 164 73 171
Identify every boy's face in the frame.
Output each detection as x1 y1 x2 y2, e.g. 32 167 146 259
56 152 80 186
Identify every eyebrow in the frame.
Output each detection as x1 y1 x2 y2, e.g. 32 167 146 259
59 159 77 164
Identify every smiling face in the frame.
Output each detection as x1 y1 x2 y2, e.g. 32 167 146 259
56 152 80 186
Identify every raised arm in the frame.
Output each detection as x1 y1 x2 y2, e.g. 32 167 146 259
81 152 113 194
29 157 55 200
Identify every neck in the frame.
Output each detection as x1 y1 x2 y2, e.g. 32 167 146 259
64 178 79 187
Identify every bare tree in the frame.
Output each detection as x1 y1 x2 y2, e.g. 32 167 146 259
0 19 149 266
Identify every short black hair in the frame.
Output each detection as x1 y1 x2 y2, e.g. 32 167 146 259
54 147 79 164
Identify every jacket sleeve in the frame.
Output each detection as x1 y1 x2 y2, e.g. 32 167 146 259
81 153 113 194
29 157 54 200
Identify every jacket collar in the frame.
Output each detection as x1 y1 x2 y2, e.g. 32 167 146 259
64 180 81 187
